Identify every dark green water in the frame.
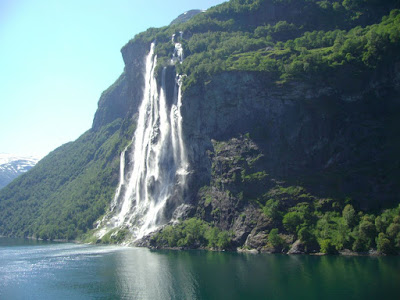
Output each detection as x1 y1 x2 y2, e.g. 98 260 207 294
1 238 399 299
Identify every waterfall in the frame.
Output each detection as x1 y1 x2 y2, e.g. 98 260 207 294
99 42 188 241
110 145 129 212
171 31 184 64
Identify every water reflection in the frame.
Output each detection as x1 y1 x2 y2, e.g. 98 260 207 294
112 248 197 299
1 239 400 300
110 250 400 300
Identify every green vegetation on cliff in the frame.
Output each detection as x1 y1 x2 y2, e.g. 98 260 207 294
165 133 400 254
260 185 400 254
149 130 399 254
151 218 232 250
130 0 400 89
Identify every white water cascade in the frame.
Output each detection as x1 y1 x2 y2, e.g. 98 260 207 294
99 42 189 241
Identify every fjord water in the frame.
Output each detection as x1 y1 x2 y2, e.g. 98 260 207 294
1 239 400 300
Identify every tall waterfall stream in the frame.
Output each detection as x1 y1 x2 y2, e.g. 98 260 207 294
97 42 188 241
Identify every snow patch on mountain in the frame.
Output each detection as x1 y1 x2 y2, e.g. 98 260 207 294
0 154 40 189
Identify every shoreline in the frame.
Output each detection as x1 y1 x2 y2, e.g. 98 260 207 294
1 236 397 256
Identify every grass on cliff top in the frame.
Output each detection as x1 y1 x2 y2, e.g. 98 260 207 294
127 0 399 89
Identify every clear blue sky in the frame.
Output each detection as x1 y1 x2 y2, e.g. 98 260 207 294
0 0 226 158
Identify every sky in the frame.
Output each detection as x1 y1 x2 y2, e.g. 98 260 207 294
0 0 226 158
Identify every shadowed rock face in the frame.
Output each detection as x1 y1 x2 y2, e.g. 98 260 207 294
167 61 399 249
181 65 400 208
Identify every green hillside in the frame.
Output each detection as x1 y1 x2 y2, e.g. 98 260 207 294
0 119 134 239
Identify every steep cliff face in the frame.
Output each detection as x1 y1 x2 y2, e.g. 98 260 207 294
183 64 400 205
175 61 400 249
92 41 148 130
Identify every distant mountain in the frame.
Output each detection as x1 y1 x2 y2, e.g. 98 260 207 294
169 9 204 25
0 154 39 189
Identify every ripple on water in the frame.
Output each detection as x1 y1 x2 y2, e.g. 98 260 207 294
1 240 400 300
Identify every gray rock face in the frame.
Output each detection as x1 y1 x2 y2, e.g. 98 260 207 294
92 41 148 130
182 68 400 210
287 240 305 254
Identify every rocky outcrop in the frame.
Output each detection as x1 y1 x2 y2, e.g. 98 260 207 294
287 240 305 254
92 40 149 130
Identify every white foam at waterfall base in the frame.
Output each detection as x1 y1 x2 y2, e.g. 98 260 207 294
98 43 188 241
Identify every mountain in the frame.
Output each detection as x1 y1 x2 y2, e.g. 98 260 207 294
0 154 39 189
1 0 400 254
169 9 204 25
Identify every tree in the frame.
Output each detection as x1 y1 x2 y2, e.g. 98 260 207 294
283 211 303 233
342 0 363 10
375 216 385 233
268 228 285 248
359 219 376 240
358 218 376 248
352 237 368 252
298 226 317 252
217 231 231 249
331 218 351 250
386 223 400 240
263 199 281 220
342 204 356 228
376 233 394 254
205 226 219 248
319 239 337 254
